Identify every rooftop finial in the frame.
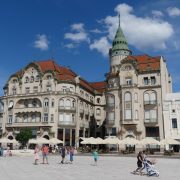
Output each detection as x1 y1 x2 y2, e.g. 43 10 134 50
118 13 120 28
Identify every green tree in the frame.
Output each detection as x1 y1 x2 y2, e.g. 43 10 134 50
16 129 32 147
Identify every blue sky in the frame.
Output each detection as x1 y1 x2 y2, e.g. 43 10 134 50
0 0 180 95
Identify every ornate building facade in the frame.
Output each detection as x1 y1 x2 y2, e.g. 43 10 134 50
0 61 106 146
0 19 173 146
105 21 172 141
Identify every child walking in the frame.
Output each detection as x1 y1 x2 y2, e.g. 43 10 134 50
34 145 39 165
92 149 98 166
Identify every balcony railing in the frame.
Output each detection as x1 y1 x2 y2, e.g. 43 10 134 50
58 106 76 112
144 101 157 105
14 107 42 113
121 83 138 88
58 121 75 126
6 121 52 127
144 118 157 123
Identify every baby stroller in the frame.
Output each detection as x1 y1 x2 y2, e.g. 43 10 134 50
144 160 159 177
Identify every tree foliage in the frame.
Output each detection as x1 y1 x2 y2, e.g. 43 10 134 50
16 129 32 146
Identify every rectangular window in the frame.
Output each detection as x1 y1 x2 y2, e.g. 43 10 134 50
43 113 48 122
25 87 30 94
145 110 157 122
51 114 54 122
125 109 132 119
126 78 132 85
151 76 156 85
107 112 115 121
8 115 13 124
33 86 38 93
143 77 149 85
172 118 177 128
59 114 63 122
46 85 52 91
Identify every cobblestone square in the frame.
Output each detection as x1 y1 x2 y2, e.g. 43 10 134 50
0 155 179 180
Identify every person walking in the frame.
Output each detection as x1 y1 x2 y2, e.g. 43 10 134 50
41 145 49 164
60 146 66 164
34 145 39 165
132 151 143 174
92 149 98 166
139 150 147 175
69 146 74 164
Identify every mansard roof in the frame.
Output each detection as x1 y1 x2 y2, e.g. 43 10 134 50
123 54 161 73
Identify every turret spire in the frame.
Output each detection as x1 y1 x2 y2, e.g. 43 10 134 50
118 13 120 28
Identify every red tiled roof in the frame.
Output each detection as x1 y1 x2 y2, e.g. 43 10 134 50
90 81 106 93
36 60 60 73
126 55 161 72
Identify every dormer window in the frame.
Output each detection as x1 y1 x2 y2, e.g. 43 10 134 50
35 75 40 82
30 76 34 83
25 77 29 83
151 76 156 85
47 75 52 80
125 65 132 71
12 79 17 84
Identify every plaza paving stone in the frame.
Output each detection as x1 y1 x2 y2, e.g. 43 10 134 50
0 155 179 180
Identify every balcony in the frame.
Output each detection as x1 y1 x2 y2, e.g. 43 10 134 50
144 118 158 124
144 101 157 106
121 83 138 88
58 121 76 126
58 106 76 112
6 121 52 127
14 107 42 113
122 119 138 125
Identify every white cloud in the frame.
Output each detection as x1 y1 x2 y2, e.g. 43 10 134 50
90 36 111 57
34 34 49 51
167 7 180 17
103 3 173 50
152 10 164 18
64 23 90 43
90 28 102 33
64 43 78 49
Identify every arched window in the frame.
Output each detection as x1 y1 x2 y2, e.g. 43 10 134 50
0 101 4 111
124 92 132 119
150 92 156 104
72 100 75 107
65 99 71 108
125 92 131 102
44 98 49 107
97 98 100 104
144 92 150 104
59 99 64 107
96 108 101 116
